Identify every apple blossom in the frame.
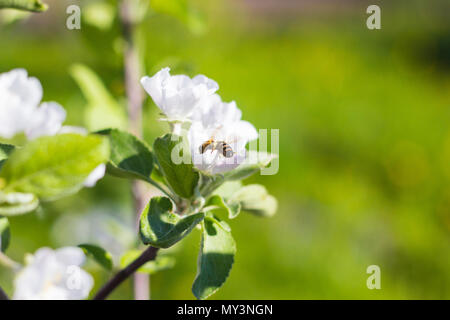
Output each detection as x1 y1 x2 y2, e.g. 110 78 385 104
187 92 258 174
13 247 94 300
140 67 219 123
188 120 258 174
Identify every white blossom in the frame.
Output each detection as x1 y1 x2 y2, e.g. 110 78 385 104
140 67 219 123
0 69 105 187
0 68 59 139
13 247 94 300
188 110 258 174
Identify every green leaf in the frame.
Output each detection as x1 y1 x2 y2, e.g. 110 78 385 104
192 217 236 300
0 143 15 171
153 134 199 198
139 196 204 248
223 151 277 181
120 250 175 274
97 129 153 182
232 184 278 217
205 195 241 219
213 181 242 199
70 64 127 131
0 216 10 252
78 244 113 270
0 192 39 216
0 134 109 200
0 0 47 12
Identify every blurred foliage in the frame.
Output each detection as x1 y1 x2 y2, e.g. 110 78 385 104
0 0 450 299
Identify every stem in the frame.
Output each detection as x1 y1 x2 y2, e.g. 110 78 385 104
0 286 9 300
147 178 177 203
93 246 159 300
119 0 150 300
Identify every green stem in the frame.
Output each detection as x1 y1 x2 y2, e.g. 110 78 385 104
146 178 178 203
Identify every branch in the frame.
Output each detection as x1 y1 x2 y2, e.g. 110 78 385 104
0 286 9 300
93 246 159 300
119 0 150 300
0 0 47 12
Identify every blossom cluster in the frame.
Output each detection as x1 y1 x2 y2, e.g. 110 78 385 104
141 67 258 174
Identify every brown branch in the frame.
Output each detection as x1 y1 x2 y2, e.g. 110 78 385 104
119 0 150 300
93 246 159 300
0 286 9 300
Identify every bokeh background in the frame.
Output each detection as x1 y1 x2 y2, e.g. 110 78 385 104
1 0 450 299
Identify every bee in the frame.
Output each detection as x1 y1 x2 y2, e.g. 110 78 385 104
199 137 235 158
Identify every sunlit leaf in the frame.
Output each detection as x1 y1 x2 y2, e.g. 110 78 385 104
154 134 199 198
192 217 236 300
231 184 278 217
205 194 241 219
97 129 154 182
139 196 204 248
79 243 113 270
0 134 109 200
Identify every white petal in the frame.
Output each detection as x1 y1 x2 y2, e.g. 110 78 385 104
25 102 66 139
64 269 94 300
231 120 259 143
0 69 43 138
0 68 42 108
13 246 93 300
141 67 219 122
83 163 106 187
140 67 170 110
192 74 219 94
55 247 86 266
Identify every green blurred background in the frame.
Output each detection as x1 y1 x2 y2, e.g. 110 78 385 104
1 0 450 299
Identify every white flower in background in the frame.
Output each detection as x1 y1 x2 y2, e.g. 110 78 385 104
0 69 66 139
25 102 67 140
13 247 94 300
0 69 105 187
140 67 219 123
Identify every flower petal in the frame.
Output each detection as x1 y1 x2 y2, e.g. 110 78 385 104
83 163 106 187
25 102 66 140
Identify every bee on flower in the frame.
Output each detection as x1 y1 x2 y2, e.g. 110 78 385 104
141 68 258 174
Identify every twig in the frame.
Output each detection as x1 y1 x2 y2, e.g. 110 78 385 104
119 0 150 300
93 246 159 300
0 286 9 300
